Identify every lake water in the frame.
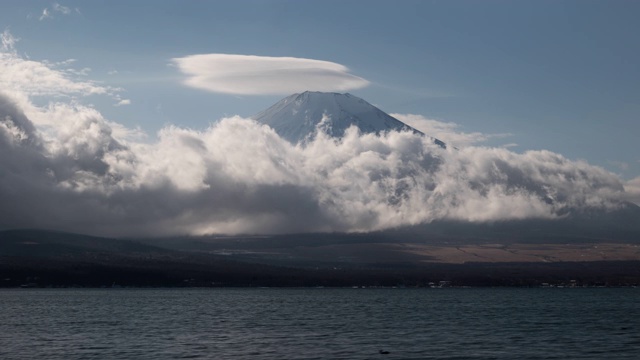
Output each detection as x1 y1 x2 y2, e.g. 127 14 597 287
0 288 638 359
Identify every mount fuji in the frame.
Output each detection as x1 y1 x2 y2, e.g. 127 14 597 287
252 91 446 147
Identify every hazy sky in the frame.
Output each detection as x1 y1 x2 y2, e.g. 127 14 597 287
1 1 639 236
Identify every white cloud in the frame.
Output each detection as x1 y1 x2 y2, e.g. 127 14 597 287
0 53 108 98
114 99 131 107
39 3 74 21
63 67 91 76
52 3 71 15
625 177 640 206
0 90 629 236
39 8 52 21
172 54 370 95
609 160 630 172
392 113 511 147
0 31 121 104
1 29 18 51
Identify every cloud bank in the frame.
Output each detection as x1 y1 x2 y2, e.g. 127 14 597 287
0 39 633 237
0 92 628 237
172 54 370 95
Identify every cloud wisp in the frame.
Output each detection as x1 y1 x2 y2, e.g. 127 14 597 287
39 3 74 21
172 54 370 95
0 40 634 237
0 31 127 109
392 113 512 148
1 30 18 51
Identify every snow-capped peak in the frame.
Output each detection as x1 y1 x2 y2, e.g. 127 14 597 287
252 91 445 147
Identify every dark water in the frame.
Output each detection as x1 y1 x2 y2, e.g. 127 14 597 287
0 288 638 359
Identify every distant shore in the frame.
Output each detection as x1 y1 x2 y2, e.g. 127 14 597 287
3 258 639 289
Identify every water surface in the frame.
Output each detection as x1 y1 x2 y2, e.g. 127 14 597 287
0 288 638 359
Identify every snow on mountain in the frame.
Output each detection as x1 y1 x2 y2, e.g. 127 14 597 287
252 91 446 147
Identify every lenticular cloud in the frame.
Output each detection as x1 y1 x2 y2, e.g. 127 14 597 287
0 90 627 237
172 54 370 95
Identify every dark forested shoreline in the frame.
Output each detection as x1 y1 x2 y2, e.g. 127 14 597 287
2 229 640 288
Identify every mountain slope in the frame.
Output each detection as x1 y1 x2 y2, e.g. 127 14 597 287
252 91 446 147
0 229 169 257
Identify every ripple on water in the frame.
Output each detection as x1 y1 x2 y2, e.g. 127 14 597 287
0 288 639 359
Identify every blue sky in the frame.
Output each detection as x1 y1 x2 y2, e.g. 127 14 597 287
1 0 639 180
